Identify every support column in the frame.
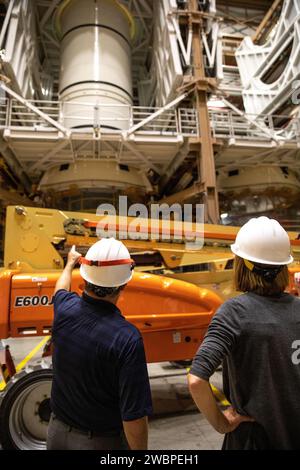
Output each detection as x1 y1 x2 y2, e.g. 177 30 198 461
188 0 219 224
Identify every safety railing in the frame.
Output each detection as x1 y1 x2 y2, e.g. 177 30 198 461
60 101 132 131
178 108 198 136
8 99 60 128
132 107 178 134
2 98 300 143
209 109 300 143
0 98 199 137
0 98 8 126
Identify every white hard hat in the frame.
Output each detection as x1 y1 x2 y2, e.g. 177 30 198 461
79 238 134 287
231 216 293 265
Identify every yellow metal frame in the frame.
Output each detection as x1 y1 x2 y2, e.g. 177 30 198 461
4 205 237 271
4 205 300 301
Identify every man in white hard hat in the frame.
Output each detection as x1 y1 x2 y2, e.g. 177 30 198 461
188 216 300 449
47 238 152 450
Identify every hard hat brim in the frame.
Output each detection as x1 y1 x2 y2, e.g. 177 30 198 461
230 243 294 265
80 264 133 287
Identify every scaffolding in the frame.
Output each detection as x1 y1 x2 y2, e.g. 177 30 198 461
0 0 299 223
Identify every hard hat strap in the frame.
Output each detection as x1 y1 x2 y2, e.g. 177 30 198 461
244 259 283 282
80 257 134 268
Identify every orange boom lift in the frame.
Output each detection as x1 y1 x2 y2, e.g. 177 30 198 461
0 205 300 449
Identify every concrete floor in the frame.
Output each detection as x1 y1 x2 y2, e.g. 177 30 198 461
0 337 224 450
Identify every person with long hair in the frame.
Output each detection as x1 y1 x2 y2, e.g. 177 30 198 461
188 216 300 449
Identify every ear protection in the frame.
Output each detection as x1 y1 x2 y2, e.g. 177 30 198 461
243 259 283 282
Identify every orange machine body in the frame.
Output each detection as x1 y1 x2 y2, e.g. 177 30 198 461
0 269 222 363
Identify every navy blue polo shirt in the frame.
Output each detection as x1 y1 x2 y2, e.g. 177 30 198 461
50 289 153 433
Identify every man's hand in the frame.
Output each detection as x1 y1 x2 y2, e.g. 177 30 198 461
220 406 255 434
67 245 81 268
54 245 81 294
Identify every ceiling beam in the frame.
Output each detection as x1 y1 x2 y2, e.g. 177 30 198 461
40 0 61 28
217 0 274 10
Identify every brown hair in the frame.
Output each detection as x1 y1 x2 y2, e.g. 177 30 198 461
234 255 289 296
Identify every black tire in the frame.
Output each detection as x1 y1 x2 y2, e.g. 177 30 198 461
0 362 53 450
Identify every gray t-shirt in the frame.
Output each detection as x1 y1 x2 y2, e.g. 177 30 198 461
190 292 300 449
